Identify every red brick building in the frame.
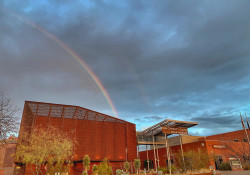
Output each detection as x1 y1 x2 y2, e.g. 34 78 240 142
139 129 250 170
0 137 17 175
16 101 137 174
12 100 250 174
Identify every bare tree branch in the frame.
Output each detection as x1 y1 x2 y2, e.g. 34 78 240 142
0 91 19 141
224 141 250 163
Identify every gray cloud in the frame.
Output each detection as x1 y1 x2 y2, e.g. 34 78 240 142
0 0 250 135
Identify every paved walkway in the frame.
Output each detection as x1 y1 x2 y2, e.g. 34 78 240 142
216 170 250 175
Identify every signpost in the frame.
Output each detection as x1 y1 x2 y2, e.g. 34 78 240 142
162 127 188 135
229 157 242 171
212 145 227 149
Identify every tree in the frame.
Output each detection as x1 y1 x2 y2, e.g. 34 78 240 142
124 161 130 173
83 155 91 173
0 92 19 141
97 158 112 175
134 159 141 174
15 125 76 175
223 141 250 163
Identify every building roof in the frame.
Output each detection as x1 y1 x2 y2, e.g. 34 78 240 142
138 119 198 136
0 137 18 145
25 101 134 125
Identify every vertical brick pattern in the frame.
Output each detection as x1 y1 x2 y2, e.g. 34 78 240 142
33 117 137 162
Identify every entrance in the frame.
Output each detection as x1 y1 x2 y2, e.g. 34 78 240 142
215 156 223 170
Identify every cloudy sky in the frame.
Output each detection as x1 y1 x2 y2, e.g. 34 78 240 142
1 0 250 136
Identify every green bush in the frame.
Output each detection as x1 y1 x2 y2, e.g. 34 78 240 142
98 158 112 175
134 159 141 174
92 164 98 175
175 149 210 172
167 165 177 173
157 167 167 173
124 161 130 173
158 165 177 174
83 155 91 172
116 169 122 175
218 162 231 170
82 171 88 175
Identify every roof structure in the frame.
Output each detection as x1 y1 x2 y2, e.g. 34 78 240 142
25 101 133 125
138 119 198 136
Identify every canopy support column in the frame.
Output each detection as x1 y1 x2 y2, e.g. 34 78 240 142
179 134 186 171
152 136 157 171
165 133 171 175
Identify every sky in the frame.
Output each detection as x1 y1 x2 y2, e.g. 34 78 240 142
0 0 250 136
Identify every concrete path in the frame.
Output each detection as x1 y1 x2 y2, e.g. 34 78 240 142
216 170 250 175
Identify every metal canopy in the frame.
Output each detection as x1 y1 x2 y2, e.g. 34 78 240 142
138 119 198 136
25 101 133 125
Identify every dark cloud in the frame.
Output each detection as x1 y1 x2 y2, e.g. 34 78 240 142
0 0 250 135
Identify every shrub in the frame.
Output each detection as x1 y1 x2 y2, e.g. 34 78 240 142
116 169 122 175
124 161 130 173
167 165 177 173
83 155 91 172
47 160 72 174
92 164 98 175
175 149 210 172
242 163 250 170
134 159 141 174
98 158 112 175
218 162 231 170
157 167 167 174
82 171 88 175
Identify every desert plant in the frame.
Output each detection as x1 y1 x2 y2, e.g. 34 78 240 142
98 158 112 175
116 169 122 175
92 164 98 175
134 159 141 174
47 160 72 174
167 165 177 173
83 155 91 173
218 162 231 170
157 167 167 174
175 149 210 172
124 161 130 173
82 171 88 175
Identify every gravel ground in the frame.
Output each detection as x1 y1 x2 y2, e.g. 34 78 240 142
216 170 250 175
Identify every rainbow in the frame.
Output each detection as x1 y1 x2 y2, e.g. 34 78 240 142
4 9 118 118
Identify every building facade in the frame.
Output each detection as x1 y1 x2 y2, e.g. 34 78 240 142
139 129 250 170
16 101 137 174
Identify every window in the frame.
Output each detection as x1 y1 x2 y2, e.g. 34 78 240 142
166 159 174 166
233 139 238 142
243 138 247 142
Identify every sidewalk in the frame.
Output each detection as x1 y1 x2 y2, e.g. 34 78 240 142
216 170 250 175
